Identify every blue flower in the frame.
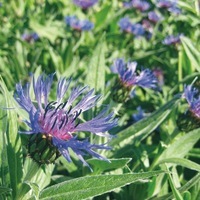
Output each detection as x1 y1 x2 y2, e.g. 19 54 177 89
123 0 150 11
118 17 145 36
21 32 39 42
111 58 157 89
132 23 145 36
162 34 182 45
183 85 200 118
14 73 117 168
157 0 176 8
118 17 133 33
157 0 181 14
73 0 98 9
132 0 150 12
65 15 94 31
148 11 162 23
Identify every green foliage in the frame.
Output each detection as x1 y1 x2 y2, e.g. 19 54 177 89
39 171 163 200
0 0 200 199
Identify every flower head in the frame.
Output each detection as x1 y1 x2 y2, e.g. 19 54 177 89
162 34 182 45
65 15 94 31
111 58 157 89
118 17 133 33
148 11 162 23
132 0 150 12
157 0 181 14
73 0 98 9
21 32 39 43
118 17 145 36
157 0 176 8
132 23 145 36
183 85 200 118
14 73 117 168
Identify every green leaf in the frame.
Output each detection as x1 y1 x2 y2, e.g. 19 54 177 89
30 19 65 43
87 158 132 174
95 4 112 28
150 173 200 200
158 158 200 172
165 165 183 200
17 158 54 199
181 37 200 72
155 128 200 166
0 186 12 196
0 95 9 188
0 76 23 198
39 171 163 200
24 182 40 200
110 95 180 151
86 34 106 94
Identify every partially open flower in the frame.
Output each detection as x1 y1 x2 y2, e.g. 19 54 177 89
111 58 157 102
177 84 200 132
14 73 117 168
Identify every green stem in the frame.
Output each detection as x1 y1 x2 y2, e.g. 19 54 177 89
178 48 183 92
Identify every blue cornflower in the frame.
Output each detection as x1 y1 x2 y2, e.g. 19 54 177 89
111 58 157 89
123 0 150 11
65 15 94 31
157 0 181 14
73 0 98 9
132 23 145 36
183 85 200 118
148 11 162 23
157 0 176 8
162 34 182 45
132 0 150 12
21 32 39 43
14 73 117 168
118 17 133 33
118 17 145 36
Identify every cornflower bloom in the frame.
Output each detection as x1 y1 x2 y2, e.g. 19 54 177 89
162 34 182 45
123 0 150 11
118 18 145 36
177 84 200 132
118 17 133 33
148 11 162 23
111 58 157 89
14 73 117 168
65 15 94 31
21 32 39 43
157 0 181 14
111 59 157 102
132 0 150 12
183 85 200 118
157 0 176 8
73 0 98 9
132 23 145 36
